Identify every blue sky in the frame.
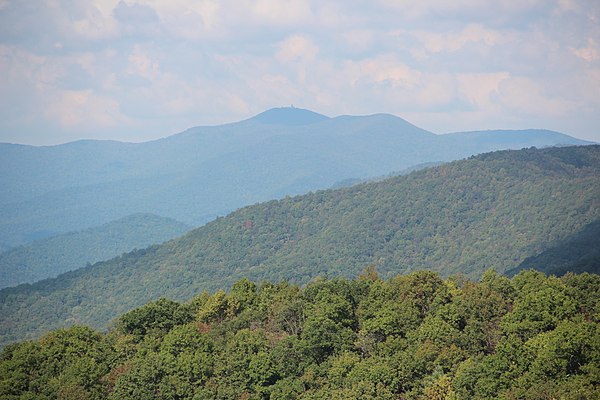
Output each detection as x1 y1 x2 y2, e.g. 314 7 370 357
0 0 598 145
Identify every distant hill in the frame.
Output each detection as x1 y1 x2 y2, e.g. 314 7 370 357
0 107 592 249
0 145 597 347
0 213 190 288
440 129 590 148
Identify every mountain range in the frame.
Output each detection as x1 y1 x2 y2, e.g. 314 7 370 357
0 107 591 250
1 144 597 347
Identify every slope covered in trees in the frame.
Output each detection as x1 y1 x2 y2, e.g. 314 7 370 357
507 218 600 277
0 213 190 288
0 145 598 348
0 107 591 249
1 271 599 399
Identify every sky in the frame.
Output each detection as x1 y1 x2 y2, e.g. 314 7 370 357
0 0 599 145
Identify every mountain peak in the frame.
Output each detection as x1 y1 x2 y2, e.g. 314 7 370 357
250 107 329 126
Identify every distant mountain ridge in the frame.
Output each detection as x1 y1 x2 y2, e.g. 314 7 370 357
0 213 190 289
0 107 592 249
1 145 597 347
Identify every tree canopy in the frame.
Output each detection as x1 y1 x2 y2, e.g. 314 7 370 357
1 270 599 399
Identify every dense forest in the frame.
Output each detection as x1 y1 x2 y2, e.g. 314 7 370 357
1 270 599 399
506 218 600 277
1 145 598 348
0 213 190 288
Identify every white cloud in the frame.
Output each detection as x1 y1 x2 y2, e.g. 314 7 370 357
410 24 509 54
144 0 221 39
73 52 98 77
497 76 574 117
126 45 160 80
44 90 127 128
569 68 600 110
316 56 461 112
571 38 600 62
339 29 375 53
252 0 312 25
374 0 548 22
457 72 510 109
555 0 579 13
71 11 119 40
276 35 319 63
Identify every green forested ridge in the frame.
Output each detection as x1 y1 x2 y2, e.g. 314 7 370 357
0 107 591 250
1 271 599 399
0 213 190 289
0 145 599 348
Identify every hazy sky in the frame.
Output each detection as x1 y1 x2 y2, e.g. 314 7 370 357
0 0 599 145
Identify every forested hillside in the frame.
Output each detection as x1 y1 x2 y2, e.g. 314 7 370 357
0 145 598 347
1 271 598 399
507 219 600 277
0 214 190 288
0 107 591 249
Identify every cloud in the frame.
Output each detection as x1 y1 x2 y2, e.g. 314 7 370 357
375 0 549 25
138 0 221 40
113 1 158 23
70 4 119 41
571 38 600 62
455 72 504 110
409 24 508 54
252 0 312 25
0 0 599 144
126 44 160 80
343 56 421 89
44 90 127 128
112 0 160 37
496 76 574 117
276 35 319 63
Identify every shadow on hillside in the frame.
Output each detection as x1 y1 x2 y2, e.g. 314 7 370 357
507 219 600 276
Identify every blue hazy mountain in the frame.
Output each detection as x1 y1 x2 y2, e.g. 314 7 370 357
250 106 329 125
0 107 592 249
0 213 190 288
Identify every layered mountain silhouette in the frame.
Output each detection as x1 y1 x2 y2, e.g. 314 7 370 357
1 145 598 347
0 107 592 251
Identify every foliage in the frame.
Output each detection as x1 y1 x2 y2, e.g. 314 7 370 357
507 218 600 277
1 145 599 348
116 298 194 340
1 271 599 399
